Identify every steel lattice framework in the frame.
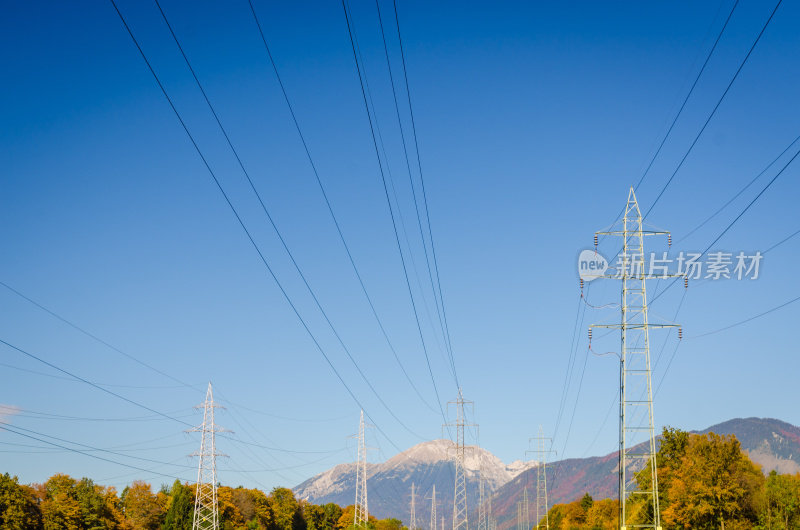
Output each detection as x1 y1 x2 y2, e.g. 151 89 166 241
191 382 226 530
591 188 681 529
354 410 369 528
444 389 475 530
430 485 437 530
528 426 554 529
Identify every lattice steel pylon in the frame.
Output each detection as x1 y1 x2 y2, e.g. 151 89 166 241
590 187 681 530
527 426 555 529
429 485 437 530
191 382 226 530
410 483 417 530
444 389 475 530
354 410 369 528
477 472 487 530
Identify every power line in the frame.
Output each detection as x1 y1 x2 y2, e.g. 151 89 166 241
373 0 455 382
0 422 194 482
643 0 784 220
0 280 199 391
109 0 415 449
677 132 800 245
650 141 800 306
597 0 739 245
245 0 436 413
340 0 447 424
635 0 740 192
391 0 459 383
151 0 424 440
0 337 194 428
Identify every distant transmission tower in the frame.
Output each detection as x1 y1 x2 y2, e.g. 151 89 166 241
487 495 494 530
477 473 487 530
191 382 226 530
522 487 530 530
354 410 369 528
410 483 417 530
429 485 437 530
444 389 475 530
516 500 523 530
527 426 555 529
590 187 681 529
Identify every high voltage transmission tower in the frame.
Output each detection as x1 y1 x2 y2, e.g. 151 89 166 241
589 187 681 530
516 489 530 530
429 485 437 530
191 382 226 530
444 389 475 530
527 426 555 529
477 472 488 530
354 410 370 528
410 483 417 530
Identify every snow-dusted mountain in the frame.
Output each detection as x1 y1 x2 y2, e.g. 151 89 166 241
293 440 536 522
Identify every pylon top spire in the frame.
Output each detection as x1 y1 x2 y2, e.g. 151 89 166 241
191 382 226 530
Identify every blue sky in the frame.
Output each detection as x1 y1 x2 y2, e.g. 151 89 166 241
1 0 799 494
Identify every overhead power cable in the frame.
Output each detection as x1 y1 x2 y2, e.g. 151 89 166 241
643 0 783 220
0 337 194 428
151 0 424 440
0 281 199 391
109 0 416 449
677 132 800 244
598 0 739 244
391 0 459 382
245 0 436 413
650 141 800 306
0 423 193 482
340 0 447 423
373 0 455 381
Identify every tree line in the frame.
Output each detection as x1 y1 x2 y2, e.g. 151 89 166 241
545 428 800 529
0 473 404 530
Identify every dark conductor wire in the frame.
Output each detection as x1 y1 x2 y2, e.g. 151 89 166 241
339 0 448 425
373 0 455 383
108 0 411 452
246 0 437 414
643 0 784 220
151 0 425 441
391 0 459 383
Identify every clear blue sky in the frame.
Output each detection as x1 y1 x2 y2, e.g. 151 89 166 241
1 0 798 493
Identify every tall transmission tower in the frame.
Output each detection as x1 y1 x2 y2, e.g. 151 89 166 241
487 494 495 530
522 487 530 530
410 483 417 530
527 426 555 529
354 410 369 528
477 473 487 530
444 389 475 530
191 382 226 530
429 485 437 530
590 187 681 529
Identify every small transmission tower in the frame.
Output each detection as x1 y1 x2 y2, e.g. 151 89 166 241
522 487 530 530
191 382 226 530
477 474 488 530
444 389 475 530
354 410 369 528
590 187 681 529
410 483 417 530
429 485 437 530
527 426 555 529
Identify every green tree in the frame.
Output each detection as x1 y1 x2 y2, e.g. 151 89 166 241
268 487 303 530
162 480 194 530
763 470 800 529
0 473 42 530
